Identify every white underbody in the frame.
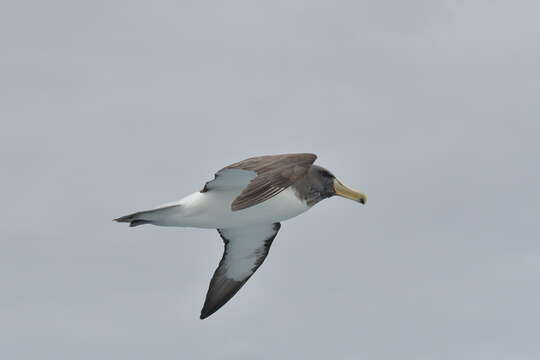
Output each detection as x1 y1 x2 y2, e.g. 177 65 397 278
143 187 311 229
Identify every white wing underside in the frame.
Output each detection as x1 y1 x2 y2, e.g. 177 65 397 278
204 168 256 192
219 225 277 281
200 223 280 319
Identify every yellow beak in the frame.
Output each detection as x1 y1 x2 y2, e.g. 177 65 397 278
333 179 367 204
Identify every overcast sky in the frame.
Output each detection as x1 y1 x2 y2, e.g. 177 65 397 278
1 1 539 359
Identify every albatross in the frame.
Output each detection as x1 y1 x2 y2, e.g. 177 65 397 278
115 153 367 319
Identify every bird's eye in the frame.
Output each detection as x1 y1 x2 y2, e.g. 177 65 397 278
321 171 333 178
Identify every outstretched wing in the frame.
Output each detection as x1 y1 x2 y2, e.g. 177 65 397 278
200 223 281 319
202 153 317 211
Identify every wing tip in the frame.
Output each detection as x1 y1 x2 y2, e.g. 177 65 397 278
199 303 221 320
199 312 210 320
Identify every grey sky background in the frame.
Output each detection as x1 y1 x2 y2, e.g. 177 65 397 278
1 1 539 359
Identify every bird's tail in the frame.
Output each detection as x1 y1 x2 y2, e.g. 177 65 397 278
114 212 153 227
114 204 181 227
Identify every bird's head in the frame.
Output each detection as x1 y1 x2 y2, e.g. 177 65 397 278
307 165 367 205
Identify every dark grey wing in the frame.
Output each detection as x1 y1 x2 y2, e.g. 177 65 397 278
200 223 281 319
226 153 317 211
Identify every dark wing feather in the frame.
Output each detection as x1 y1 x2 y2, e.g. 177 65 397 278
226 153 317 211
200 223 281 319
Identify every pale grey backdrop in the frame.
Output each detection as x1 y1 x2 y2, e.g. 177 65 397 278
1 1 539 359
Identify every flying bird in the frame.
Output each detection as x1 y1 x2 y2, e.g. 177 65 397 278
115 153 367 319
